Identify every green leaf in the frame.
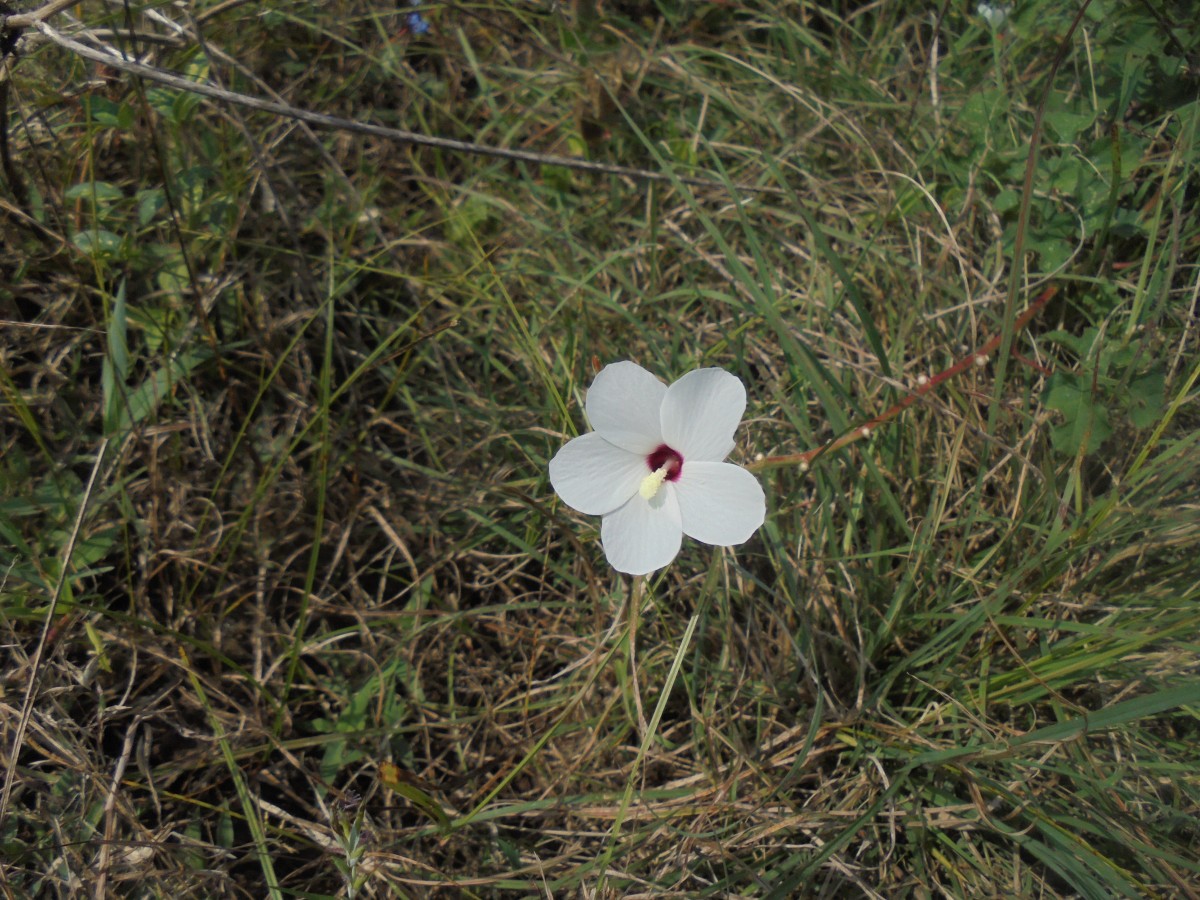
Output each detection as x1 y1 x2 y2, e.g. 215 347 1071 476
316 660 410 784
993 188 1020 214
1040 327 1100 358
137 188 166 227
64 182 125 204
378 764 450 832
102 280 131 436
110 345 212 433
72 229 124 258
446 195 494 246
1044 372 1112 455
1125 367 1165 429
667 137 699 167
80 97 134 129
1044 109 1096 142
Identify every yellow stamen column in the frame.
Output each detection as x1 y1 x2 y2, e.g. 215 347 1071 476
638 466 670 500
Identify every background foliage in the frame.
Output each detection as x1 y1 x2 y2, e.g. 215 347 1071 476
2 0 1199 896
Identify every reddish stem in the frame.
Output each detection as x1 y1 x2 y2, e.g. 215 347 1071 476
752 285 1059 470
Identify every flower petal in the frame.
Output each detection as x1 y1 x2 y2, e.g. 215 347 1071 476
600 488 683 575
549 432 645 515
660 368 746 462
586 361 666 454
674 461 765 546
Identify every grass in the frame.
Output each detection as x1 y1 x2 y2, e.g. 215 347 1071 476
2 0 1199 896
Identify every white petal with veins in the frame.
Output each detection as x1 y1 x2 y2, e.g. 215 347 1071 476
600 487 683 575
549 432 645 516
586 361 666 454
660 368 746 462
674 461 765 545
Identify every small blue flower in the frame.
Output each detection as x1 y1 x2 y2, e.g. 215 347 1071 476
406 0 431 35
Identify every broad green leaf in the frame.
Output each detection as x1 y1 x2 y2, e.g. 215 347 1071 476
1044 372 1112 455
1125 367 1165 429
1044 109 1096 142
137 189 166 227
64 182 125 204
72 229 124 257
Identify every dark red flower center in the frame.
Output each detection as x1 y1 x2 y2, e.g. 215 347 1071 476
645 444 684 481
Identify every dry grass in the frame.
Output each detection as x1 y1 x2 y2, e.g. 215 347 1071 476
2 0 1200 897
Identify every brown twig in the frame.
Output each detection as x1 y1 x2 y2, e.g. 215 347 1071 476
751 285 1059 471
1 0 75 29
20 21 780 196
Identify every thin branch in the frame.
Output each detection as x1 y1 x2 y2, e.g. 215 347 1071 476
25 21 780 196
752 285 1060 471
3 0 77 28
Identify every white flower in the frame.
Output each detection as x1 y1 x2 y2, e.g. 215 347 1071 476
976 1 1011 29
549 361 766 575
